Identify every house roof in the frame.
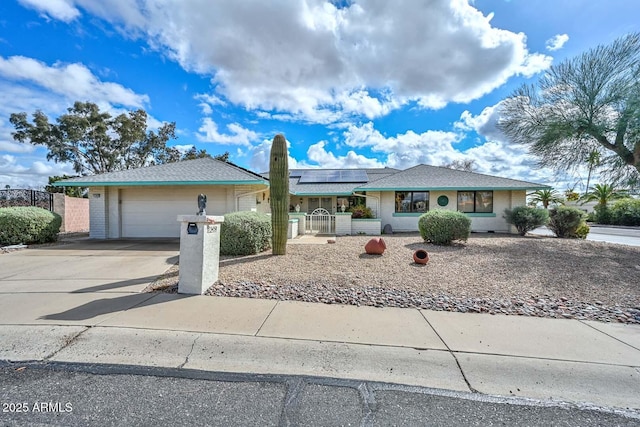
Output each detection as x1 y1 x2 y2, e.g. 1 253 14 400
54 157 268 187
356 164 549 191
55 160 548 192
286 168 400 195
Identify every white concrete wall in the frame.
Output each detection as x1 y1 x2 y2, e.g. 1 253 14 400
351 219 381 235
335 213 352 235
289 213 306 235
89 187 107 239
107 187 120 238
364 191 381 218
287 219 298 239
235 185 268 213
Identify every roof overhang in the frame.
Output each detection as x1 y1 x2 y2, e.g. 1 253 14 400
357 186 551 191
54 180 269 187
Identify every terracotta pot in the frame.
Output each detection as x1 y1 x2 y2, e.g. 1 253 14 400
413 249 429 264
364 237 386 255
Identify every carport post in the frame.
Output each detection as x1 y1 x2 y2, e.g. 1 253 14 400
176 215 225 295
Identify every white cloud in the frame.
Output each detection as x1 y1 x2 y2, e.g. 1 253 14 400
455 104 506 142
18 0 80 22
306 140 384 168
546 34 569 51
47 0 551 122
343 122 463 169
0 153 75 189
247 137 305 173
0 56 149 108
194 93 226 115
196 118 258 146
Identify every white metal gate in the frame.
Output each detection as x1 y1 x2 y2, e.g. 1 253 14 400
306 208 335 234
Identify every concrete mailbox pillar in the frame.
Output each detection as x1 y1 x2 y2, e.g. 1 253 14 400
176 214 224 295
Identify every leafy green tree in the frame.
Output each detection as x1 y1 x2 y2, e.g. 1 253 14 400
213 151 230 162
584 150 601 196
45 175 86 197
499 33 640 186
528 189 563 209
10 101 177 175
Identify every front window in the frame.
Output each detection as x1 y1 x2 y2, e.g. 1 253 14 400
457 191 493 213
337 194 366 211
395 191 429 213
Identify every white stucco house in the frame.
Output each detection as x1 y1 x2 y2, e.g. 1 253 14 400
56 158 269 238
57 158 549 238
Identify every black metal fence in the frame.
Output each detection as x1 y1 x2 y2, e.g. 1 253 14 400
0 189 54 211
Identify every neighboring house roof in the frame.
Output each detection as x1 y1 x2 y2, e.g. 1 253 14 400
356 164 549 191
54 158 269 187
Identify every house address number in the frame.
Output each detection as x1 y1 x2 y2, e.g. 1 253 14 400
206 224 219 233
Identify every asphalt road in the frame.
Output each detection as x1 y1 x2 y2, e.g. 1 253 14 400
1 362 638 427
531 225 640 246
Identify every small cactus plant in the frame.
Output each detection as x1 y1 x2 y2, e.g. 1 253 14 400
269 134 289 255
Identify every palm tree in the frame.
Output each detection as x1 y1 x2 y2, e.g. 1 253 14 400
584 150 601 196
527 189 563 209
580 183 627 208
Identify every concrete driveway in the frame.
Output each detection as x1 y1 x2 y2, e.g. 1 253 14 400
0 239 179 294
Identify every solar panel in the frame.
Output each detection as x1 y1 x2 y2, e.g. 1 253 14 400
299 170 368 183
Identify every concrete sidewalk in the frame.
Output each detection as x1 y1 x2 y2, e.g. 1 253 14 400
1 291 639 413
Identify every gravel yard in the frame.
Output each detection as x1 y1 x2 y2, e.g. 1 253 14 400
148 233 640 324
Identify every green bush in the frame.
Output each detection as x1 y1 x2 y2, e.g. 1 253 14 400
548 206 586 238
347 204 373 219
573 222 590 239
0 206 61 245
503 206 549 236
609 198 640 226
593 204 612 224
220 211 272 256
418 210 471 245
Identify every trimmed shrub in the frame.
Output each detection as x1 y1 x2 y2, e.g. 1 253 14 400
347 204 373 219
548 206 586 238
503 206 549 236
573 222 590 239
0 206 61 245
418 210 471 245
609 198 640 226
220 211 272 256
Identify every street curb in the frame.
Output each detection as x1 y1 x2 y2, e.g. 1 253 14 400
2 359 639 421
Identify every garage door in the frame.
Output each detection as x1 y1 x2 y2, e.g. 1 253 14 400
120 187 226 238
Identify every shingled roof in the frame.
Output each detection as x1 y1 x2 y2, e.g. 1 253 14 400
356 164 548 191
55 157 268 187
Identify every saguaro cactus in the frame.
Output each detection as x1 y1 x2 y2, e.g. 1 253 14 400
269 134 289 255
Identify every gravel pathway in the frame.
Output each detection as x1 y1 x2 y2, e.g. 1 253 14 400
147 233 640 324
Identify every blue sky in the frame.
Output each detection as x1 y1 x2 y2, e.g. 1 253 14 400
1 0 638 190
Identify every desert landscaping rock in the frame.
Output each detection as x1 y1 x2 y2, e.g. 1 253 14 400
147 233 640 324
